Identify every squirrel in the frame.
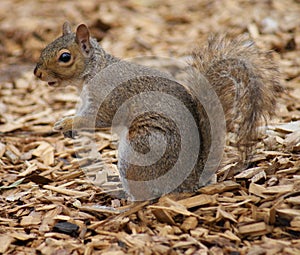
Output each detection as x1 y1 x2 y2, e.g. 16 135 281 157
34 22 282 201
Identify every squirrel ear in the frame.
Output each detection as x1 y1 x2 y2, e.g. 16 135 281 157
62 21 72 35
75 24 91 57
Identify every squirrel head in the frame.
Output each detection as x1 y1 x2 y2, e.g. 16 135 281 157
34 22 93 87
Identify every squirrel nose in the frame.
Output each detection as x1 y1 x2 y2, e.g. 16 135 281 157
34 65 43 79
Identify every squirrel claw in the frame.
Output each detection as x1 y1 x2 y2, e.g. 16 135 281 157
53 120 65 131
53 123 63 131
53 116 75 134
63 130 77 139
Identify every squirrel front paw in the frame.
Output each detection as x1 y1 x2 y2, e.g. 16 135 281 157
53 116 77 138
53 116 74 131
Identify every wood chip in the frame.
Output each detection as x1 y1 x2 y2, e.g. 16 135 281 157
219 230 241 242
216 207 237 223
286 196 300 205
4 149 19 164
235 167 265 179
263 185 294 194
10 232 36 241
43 185 90 197
276 209 300 220
177 194 215 208
249 183 269 198
32 142 54 166
181 216 198 231
238 222 271 235
273 121 300 133
152 208 176 225
290 217 300 229
199 181 240 195
0 122 24 133
18 161 37 177
20 212 42 226
0 142 6 158
0 234 14 253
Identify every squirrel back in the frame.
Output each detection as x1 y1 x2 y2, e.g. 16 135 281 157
34 22 282 200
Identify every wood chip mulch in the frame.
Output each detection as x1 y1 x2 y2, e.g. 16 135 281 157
1 0 300 254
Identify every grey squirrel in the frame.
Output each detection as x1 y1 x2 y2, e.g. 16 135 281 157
34 22 282 200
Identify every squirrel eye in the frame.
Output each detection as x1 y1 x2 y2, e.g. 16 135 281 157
59 52 72 63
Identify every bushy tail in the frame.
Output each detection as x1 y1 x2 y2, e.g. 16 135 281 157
191 35 283 149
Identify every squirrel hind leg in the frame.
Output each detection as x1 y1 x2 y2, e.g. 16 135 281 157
117 112 203 200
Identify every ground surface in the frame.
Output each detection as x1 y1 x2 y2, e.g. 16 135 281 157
1 0 300 254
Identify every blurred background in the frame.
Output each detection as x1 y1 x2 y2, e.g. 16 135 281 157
0 0 299 83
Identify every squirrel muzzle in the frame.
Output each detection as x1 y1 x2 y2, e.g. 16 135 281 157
34 64 58 86
33 64 45 80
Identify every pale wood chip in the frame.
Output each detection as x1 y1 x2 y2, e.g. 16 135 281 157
6 144 21 158
172 240 199 249
79 205 120 215
101 251 126 255
4 149 19 164
177 194 215 208
32 142 54 166
199 180 240 195
0 142 6 158
286 195 300 205
284 130 300 150
276 208 300 220
262 151 290 156
17 108 53 124
238 222 271 235
277 167 299 174
0 122 24 133
219 230 241 242
151 208 176 225
180 216 198 231
53 215 72 221
263 184 294 194
249 183 269 198
10 232 36 240
216 206 237 223
18 161 37 177
53 93 78 102
235 167 265 179
20 211 42 226
0 234 15 253
251 170 267 183
273 121 300 133
43 184 90 197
